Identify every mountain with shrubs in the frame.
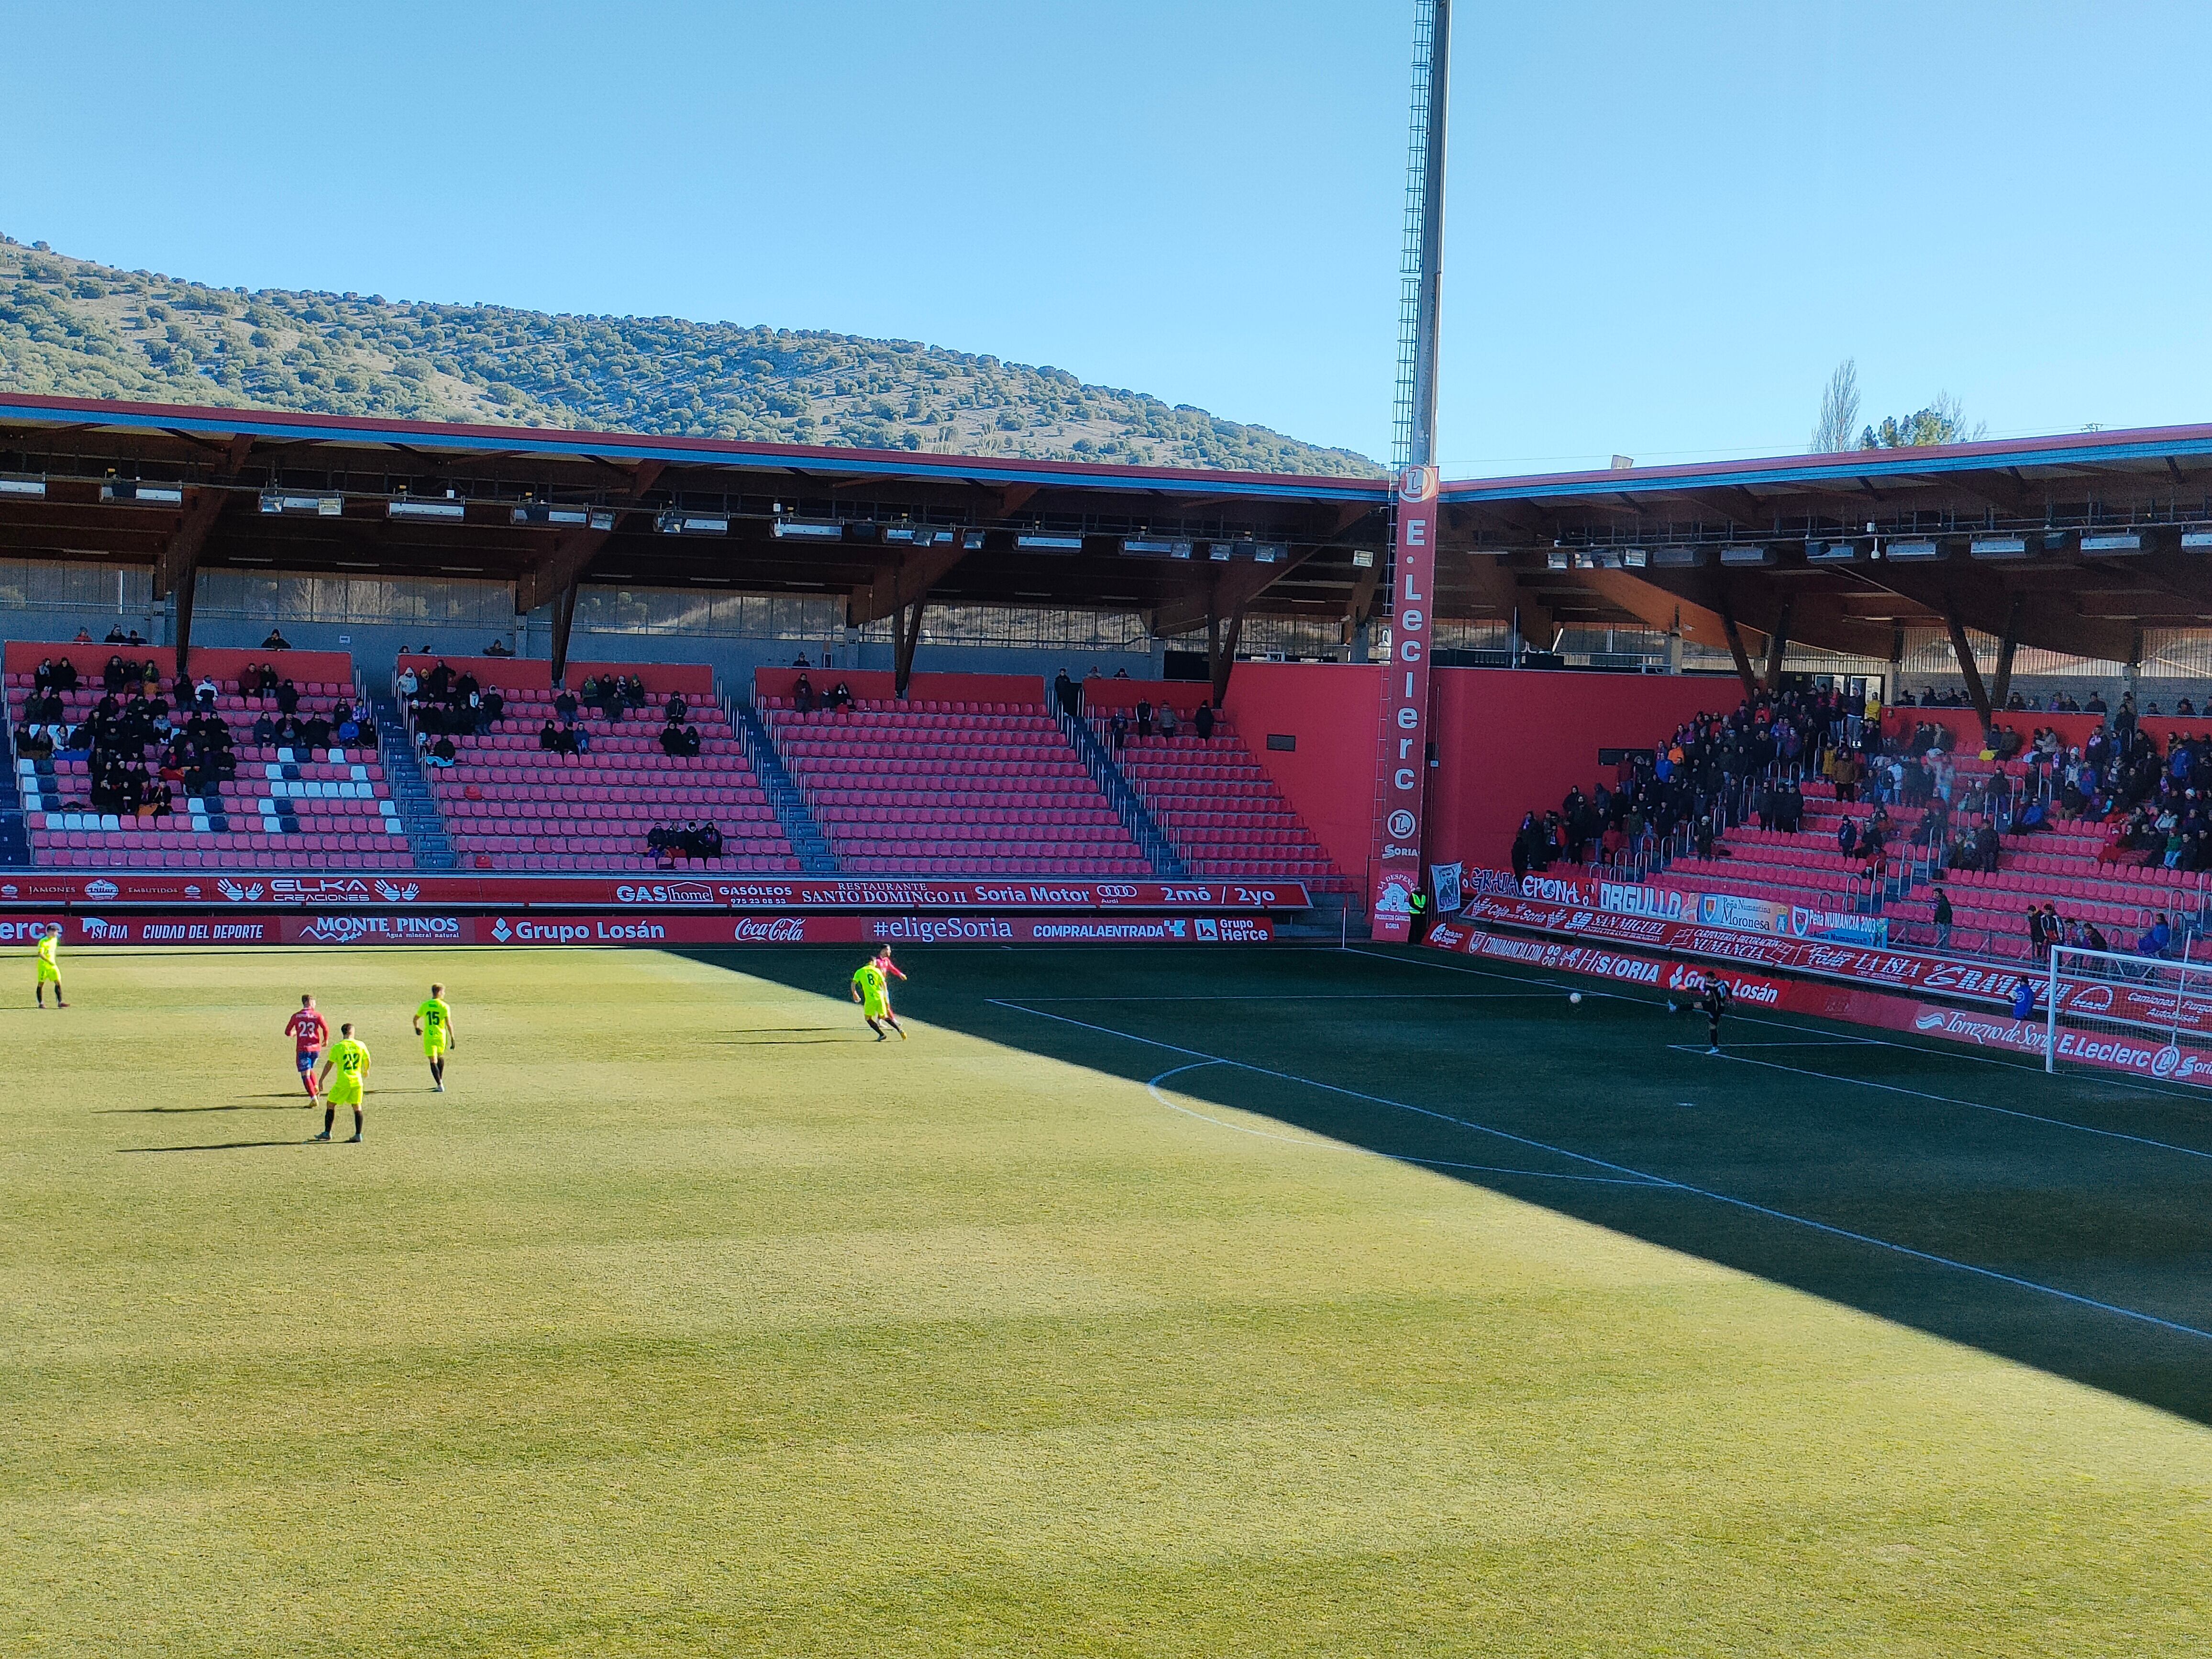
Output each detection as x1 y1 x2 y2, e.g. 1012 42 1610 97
0 235 1379 477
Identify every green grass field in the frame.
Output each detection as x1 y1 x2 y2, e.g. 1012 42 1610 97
5 941 2211 1656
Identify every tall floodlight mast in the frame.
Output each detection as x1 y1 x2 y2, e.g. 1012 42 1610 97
1392 0 1449 471
1372 0 1451 942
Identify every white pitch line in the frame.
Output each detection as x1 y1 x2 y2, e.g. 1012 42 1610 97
1146 1062 1666 1187
1016 992 1565 1003
994 998 2212 1346
1666 1044 2212 1162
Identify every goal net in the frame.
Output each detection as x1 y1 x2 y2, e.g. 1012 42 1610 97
2045 944 2212 1086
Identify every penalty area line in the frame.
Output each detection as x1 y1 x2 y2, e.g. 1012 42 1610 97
1146 1062 1665 1187
995 998 2212 1347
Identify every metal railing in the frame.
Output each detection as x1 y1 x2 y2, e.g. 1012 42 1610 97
1062 709 1185 878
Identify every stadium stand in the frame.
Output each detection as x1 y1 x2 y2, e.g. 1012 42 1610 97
6 644 410 870
1080 687 1351 893
755 670 1149 876
1512 691 2212 963
396 655 796 873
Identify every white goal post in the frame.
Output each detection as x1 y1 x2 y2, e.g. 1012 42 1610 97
2045 944 2212 1084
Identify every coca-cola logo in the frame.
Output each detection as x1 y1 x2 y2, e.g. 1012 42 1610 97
732 917 808 942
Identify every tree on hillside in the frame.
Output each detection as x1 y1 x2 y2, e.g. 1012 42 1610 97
1811 358 1860 453
1860 392 1985 449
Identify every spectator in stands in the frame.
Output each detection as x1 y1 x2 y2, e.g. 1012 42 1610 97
276 679 300 715
1836 816 1858 858
664 693 689 726
1932 884 1954 951
1135 698 1153 739
427 735 457 768
33 657 56 694
828 680 854 711
482 688 504 724
1194 700 1216 741
193 673 218 710
336 707 362 745
792 652 812 668
1053 670 1078 717
553 686 578 722
15 722 53 759
659 721 686 757
261 627 291 650
102 654 129 692
1107 708 1128 751
2086 691 2108 714
106 624 128 644
793 674 817 714
299 710 333 751
538 718 562 753
1158 703 1179 740
485 638 514 657
2138 913 2173 959
426 661 454 699
397 665 420 699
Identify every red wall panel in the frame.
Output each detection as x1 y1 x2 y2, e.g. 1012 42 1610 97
1220 663 1384 890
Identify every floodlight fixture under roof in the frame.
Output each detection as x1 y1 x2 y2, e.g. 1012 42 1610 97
259 490 343 517
2079 531 2144 554
387 496 465 521
657 510 729 535
1883 538 1943 561
102 480 185 505
0 473 46 498
770 519 843 540
1015 532 1084 552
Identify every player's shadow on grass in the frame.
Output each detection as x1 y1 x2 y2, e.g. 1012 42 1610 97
680 944 2212 1429
96 1100 307 1114
119 1139 305 1153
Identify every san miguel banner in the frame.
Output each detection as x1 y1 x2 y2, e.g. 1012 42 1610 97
0 872 1309 914
7 912 1277 948
1421 919 2212 1087
1371 461 1440 942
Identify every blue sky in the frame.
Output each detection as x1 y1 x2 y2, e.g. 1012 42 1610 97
4 1 2209 475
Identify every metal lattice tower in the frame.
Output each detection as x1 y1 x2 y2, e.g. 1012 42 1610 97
1391 0 1451 471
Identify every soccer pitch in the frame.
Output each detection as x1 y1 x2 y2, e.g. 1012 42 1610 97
6 942 2210 1656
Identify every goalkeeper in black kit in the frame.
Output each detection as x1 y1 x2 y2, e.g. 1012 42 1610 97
1701 977 1734 1055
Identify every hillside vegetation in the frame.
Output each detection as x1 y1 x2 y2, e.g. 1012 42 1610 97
0 235 1377 476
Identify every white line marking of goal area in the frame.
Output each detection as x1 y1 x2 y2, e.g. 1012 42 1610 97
1348 945 2212 1143
992 998 2212 1346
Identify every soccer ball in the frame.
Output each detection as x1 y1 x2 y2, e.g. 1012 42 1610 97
1568 992 1583 1005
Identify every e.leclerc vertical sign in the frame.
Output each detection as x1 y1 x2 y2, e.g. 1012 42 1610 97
1371 461 1438 941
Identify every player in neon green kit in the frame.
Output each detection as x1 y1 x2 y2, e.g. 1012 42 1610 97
313 1024 371 1143
33 926 67 1008
412 982 457 1091
851 956 905 1041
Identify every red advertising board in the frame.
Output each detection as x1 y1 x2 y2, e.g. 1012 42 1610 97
1420 920 2212 1086
9 912 1275 948
1370 463 1439 942
0 872 1309 913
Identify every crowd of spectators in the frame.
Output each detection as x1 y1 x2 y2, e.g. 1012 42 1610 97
1504 677 2212 962
645 821 723 862
1510 683 1859 880
8 653 368 817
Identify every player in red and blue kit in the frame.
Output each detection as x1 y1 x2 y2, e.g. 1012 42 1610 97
285 993 331 1101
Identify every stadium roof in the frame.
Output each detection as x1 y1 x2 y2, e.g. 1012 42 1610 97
3 392 2211 701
